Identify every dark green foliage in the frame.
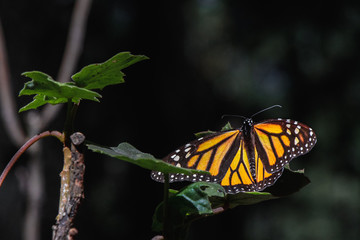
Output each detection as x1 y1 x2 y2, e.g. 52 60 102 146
152 182 226 239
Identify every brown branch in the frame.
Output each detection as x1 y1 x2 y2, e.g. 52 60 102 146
52 132 86 240
0 19 27 146
0 131 63 187
40 0 93 128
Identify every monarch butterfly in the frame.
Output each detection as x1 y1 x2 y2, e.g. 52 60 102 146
151 109 317 193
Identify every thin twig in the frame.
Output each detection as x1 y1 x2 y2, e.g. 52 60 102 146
0 19 27 146
0 131 63 187
40 0 93 128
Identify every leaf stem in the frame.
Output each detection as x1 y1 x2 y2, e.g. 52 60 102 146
163 173 170 239
0 130 64 187
63 101 78 146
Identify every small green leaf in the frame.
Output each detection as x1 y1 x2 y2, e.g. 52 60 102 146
19 71 101 112
152 182 225 233
19 94 68 112
87 142 210 175
221 122 233 131
176 182 226 214
72 52 148 90
193 130 216 139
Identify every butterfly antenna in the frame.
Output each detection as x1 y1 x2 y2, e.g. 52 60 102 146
251 105 282 118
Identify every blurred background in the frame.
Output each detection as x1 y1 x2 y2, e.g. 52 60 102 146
0 0 359 239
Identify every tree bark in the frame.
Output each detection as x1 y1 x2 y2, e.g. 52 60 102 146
52 132 85 240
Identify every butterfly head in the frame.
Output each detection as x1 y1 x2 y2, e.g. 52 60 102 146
242 118 254 132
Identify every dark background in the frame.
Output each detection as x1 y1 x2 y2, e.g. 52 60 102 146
0 1 359 239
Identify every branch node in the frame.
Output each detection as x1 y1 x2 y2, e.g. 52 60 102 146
70 132 85 146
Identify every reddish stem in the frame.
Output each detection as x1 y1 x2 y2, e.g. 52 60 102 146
212 206 226 214
0 130 63 187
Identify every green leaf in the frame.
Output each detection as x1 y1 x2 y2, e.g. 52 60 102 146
87 142 210 175
193 130 216 139
72 52 148 90
176 182 226 214
19 71 101 112
152 182 225 234
226 191 278 208
152 181 293 234
265 165 311 196
20 71 101 100
221 122 233 131
19 94 68 112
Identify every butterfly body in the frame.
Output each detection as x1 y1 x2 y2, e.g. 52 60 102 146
151 118 316 193
241 118 257 180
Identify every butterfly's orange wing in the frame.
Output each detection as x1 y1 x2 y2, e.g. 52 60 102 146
219 139 284 193
253 119 317 173
151 130 241 184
